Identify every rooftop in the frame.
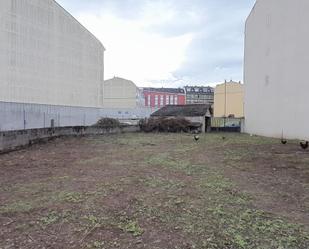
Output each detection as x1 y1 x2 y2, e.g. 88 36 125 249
151 104 212 117
184 86 214 94
143 88 185 94
216 80 243 87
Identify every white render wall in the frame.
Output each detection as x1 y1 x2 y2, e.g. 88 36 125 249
244 0 309 140
0 101 154 131
103 77 141 109
0 0 104 108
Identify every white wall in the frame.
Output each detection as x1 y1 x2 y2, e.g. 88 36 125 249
244 0 309 140
0 101 155 132
103 77 141 108
0 0 104 108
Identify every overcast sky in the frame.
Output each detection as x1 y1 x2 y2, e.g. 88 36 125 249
57 0 256 87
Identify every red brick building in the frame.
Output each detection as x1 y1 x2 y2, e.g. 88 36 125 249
142 88 186 108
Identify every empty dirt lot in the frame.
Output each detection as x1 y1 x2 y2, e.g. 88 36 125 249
0 133 308 249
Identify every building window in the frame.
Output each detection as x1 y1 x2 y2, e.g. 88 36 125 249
170 95 174 105
174 96 178 105
148 95 151 106
160 95 164 106
155 95 158 107
166 95 169 105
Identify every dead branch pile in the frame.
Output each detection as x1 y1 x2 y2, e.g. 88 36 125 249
95 118 121 129
139 117 195 133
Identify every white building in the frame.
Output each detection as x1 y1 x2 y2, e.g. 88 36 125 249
0 0 155 132
0 0 105 108
244 0 309 140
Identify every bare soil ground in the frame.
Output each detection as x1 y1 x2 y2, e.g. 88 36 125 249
0 133 308 249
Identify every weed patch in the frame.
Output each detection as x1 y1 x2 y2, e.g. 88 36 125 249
119 220 143 237
0 201 33 214
55 191 83 203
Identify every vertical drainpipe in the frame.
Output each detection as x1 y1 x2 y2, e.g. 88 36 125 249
224 80 227 128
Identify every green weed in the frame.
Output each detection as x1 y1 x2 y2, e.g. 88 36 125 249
0 201 33 214
119 220 143 237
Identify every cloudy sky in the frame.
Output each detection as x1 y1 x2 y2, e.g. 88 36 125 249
58 0 256 87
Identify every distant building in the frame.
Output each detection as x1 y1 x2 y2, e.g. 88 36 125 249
214 81 244 118
143 88 186 108
184 86 214 105
244 0 309 140
136 88 145 108
151 104 213 133
102 77 144 108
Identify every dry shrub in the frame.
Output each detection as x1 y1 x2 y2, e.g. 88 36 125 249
139 117 193 133
95 118 120 128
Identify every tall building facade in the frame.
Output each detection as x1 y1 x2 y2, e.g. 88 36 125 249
143 88 186 108
184 86 214 105
214 81 244 118
244 0 309 140
0 0 105 108
102 77 144 108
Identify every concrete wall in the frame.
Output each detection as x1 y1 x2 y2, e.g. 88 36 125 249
0 101 154 132
0 125 139 153
102 77 144 108
244 0 309 140
214 81 244 118
0 0 104 107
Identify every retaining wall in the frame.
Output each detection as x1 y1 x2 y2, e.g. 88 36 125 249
0 101 155 132
0 125 139 154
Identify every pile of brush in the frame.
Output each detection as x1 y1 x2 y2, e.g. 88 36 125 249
139 117 194 133
94 118 121 129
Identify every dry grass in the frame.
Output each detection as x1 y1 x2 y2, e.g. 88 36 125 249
0 133 308 249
